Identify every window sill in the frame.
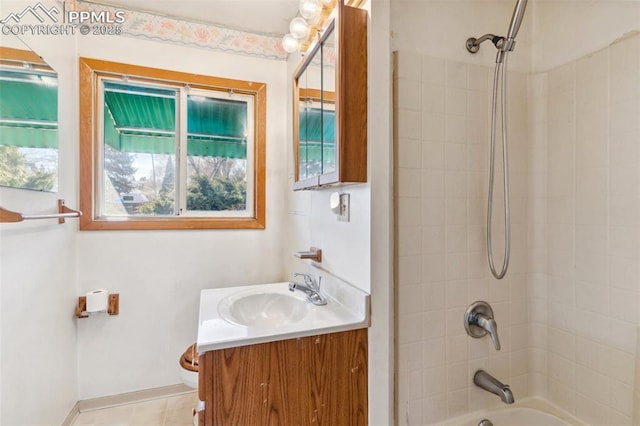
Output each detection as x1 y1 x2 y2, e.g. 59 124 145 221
79 216 265 231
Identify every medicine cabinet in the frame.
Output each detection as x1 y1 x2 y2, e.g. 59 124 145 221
293 2 367 190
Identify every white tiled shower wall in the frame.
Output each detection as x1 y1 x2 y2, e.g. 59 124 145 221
531 33 640 425
395 52 530 424
396 33 640 425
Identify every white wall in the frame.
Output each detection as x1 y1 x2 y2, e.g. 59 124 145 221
368 1 394 423
0 1 79 423
75 35 289 399
391 0 532 72
284 184 371 289
532 1 640 72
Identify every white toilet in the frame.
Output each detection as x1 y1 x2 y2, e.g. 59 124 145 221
179 343 199 389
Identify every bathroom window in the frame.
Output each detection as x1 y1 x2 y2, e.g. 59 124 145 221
79 58 266 230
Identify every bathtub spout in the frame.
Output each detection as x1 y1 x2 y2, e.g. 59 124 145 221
473 370 514 404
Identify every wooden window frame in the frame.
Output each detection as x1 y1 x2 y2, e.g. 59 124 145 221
79 57 266 230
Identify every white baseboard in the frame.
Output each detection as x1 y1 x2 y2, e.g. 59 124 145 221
61 402 80 426
77 384 195 413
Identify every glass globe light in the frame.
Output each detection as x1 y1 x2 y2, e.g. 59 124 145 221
299 0 321 20
289 17 310 40
321 0 334 6
306 13 321 25
281 33 300 53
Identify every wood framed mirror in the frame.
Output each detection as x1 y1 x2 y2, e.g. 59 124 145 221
0 42 58 192
292 2 367 190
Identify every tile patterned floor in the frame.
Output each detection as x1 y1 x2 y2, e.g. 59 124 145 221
72 392 198 426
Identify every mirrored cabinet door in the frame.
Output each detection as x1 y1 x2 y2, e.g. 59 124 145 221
297 64 310 182
294 40 323 188
320 27 337 178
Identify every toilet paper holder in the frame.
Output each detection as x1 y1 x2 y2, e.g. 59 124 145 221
75 294 119 318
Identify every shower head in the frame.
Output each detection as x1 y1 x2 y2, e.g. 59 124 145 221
504 0 528 50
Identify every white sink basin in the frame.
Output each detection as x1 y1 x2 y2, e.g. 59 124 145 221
198 281 370 352
218 290 309 328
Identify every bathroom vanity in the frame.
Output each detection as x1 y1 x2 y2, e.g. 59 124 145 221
196 281 370 425
198 329 367 425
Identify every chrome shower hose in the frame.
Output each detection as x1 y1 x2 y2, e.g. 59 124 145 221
487 53 511 280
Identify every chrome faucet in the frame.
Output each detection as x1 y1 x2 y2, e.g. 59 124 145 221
289 273 327 306
473 370 514 404
464 301 501 350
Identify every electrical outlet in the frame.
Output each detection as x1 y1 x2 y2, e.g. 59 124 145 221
337 193 350 222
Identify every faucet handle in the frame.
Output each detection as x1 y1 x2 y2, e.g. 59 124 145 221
293 272 310 279
293 272 317 288
475 315 501 350
464 301 501 351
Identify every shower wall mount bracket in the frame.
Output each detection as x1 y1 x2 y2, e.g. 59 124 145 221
465 34 505 54
466 37 482 53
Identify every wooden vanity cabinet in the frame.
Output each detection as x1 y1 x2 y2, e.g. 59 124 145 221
198 328 368 425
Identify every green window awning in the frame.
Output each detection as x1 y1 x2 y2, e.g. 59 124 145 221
103 82 248 159
299 107 335 161
0 72 58 149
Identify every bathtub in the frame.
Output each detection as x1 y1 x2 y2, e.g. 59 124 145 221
435 398 585 426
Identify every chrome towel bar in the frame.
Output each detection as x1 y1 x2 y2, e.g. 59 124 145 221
0 199 82 224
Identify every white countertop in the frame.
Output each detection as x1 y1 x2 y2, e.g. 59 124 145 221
197 280 370 353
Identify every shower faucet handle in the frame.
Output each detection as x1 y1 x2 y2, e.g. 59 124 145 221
464 301 501 351
475 314 501 350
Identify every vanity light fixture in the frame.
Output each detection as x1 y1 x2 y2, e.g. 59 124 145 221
290 17 310 40
282 33 301 53
299 0 322 20
281 0 337 53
